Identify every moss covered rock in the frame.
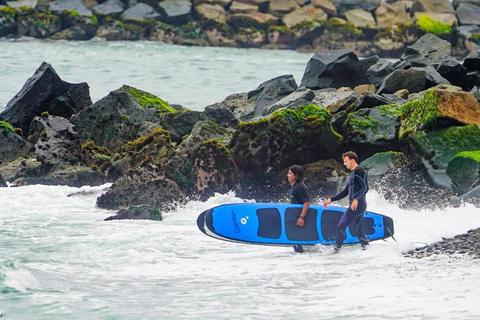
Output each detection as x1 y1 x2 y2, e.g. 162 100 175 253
0 121 32 164
17 12 62 38
399 89 480 138
105 204 163 221
179 120 232 151
230 104 342 179
0 7 18 37
447 151 480 194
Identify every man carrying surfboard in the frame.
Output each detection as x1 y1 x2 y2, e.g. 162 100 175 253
287 165 310 253
323 151 369 253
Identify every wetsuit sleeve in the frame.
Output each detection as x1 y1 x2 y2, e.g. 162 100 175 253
353 168 368 200
330 184 348 201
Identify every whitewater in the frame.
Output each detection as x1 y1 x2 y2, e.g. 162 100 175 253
0 41 480 319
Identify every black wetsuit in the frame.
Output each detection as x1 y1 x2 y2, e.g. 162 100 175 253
290 182 310 253
331 167 369 247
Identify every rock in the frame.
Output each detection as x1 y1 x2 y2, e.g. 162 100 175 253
92 0 125 15
0 11 17 38
464 46 480 72
375 1 413 29
303 159 348 197
233 27 266 47
6 0 37 8
0 121 31 164
412 0 455 13
28 115 82 167
122 3 160 20
367 58 394 88
344 9 376 28
0 62 92 135
326 92 358 114
97 161 184 210
343 105 402 158
193 0 231 7
413 12 457 26
48 0 93 16
40 165 107 187
229 1 259 13
205 28 238 47
354 84 376 95
215 92 255 121
377 68 426 95
71 85 164 152
408 124 480 189
447 150 480 193
49 26 90 40
204 103 241 127
395 89 409 99
0 157 43 183
190 140 241 197
17 12 62 38
300 50 379 89
194 3 227 24
105 204 162 221
311 90 357 109
248 75 298 117
230 105 342 180
158 108 205 143
283 5 327 28
436 57 468 90
453 0 480 8
0 173 5 187
264 88 316 115
471 86 480 103
227 12 278 29
399 89 480 138
179 120 231 151
313 0 337 16
159 0 192 25
331 0 382 16
266 27 297 49
403 33 452 65
456 3 480 25
467 71 480 90
350 91 392 112
269 0 300 16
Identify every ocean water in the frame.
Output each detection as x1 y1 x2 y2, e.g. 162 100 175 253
0 40 311 111
0 41 480 319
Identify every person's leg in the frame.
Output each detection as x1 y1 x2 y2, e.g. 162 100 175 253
335 209 357 248
293 245 304 253
353 200 369 246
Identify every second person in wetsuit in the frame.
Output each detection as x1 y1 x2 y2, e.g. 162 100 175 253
287 165 310 253
323 151 369 252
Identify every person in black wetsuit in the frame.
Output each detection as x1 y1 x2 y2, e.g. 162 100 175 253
323 151 369 252
287 165 310 253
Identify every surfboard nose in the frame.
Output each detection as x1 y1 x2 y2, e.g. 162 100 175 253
197 211 207 234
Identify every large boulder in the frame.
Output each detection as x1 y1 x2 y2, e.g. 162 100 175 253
28 115 82 167
230 104 342 179
0 62 92 135
399 89 480 138
194 3 227 24
159 0 192 25
0 121 31 164
179 120 231 151
204 104 240 127
344 9 376 28
436 57 468 90
0 157 43 184
408 124 480 189
264 88 316 115
71 85 164 152
282 5 327 28
464 46 480 72
122 3 161 20
300 50 379 89
331 0 382 16
158 108 205 143
248 75 298 117
97 161 184 210
92 0 125 16
447 150 480 194
456 3 480 25
48 0 93 16
411 0 455 13
213 92 255 121
343 105 402 159
105 205 163 221
378 67 450 95
375 1 413 29
402 33 452 66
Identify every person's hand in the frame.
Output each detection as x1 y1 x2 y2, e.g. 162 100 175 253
323 198 332 208
351 199 358 211
296 217 305 227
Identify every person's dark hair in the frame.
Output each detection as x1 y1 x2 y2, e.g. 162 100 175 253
289 165 304 182
342 151 358 163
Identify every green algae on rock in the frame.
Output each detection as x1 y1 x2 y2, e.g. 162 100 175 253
447 150 480 194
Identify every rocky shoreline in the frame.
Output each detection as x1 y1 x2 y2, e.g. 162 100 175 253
1 32 480 257
0 0 479 58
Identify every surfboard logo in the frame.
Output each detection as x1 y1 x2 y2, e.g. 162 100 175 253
241 217 248 225
231 210 241 233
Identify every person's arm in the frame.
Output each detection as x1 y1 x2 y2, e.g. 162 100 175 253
296 202 310 227
296 184 310 227
323 184 348 208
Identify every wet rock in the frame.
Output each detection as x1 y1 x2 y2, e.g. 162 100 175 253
49 0 93 16
402 33 452 65
0 62 92 135
377 68 427 95
304 159 348 198
158 108 205 143
300 50 379 89
324 92 358 114
463 46 480 72
123 3 161 20
467 71 480 91
0 10 17 38
367 58 394 88
204 104 240 128
264 88 316 115
447 150 480 194
350 91 392 112
97 161 184 210
436 57 468 90
179 120 231 151
92 0 125 16
28 115 82 167
105 204 162 221
0 122 31 164
215 92 255 121
159 0 192 25
72 85 167 152
248 75 298 117
17 12 62 38
0 157 43 183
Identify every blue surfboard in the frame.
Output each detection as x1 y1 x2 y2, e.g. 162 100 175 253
197 203 394 246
